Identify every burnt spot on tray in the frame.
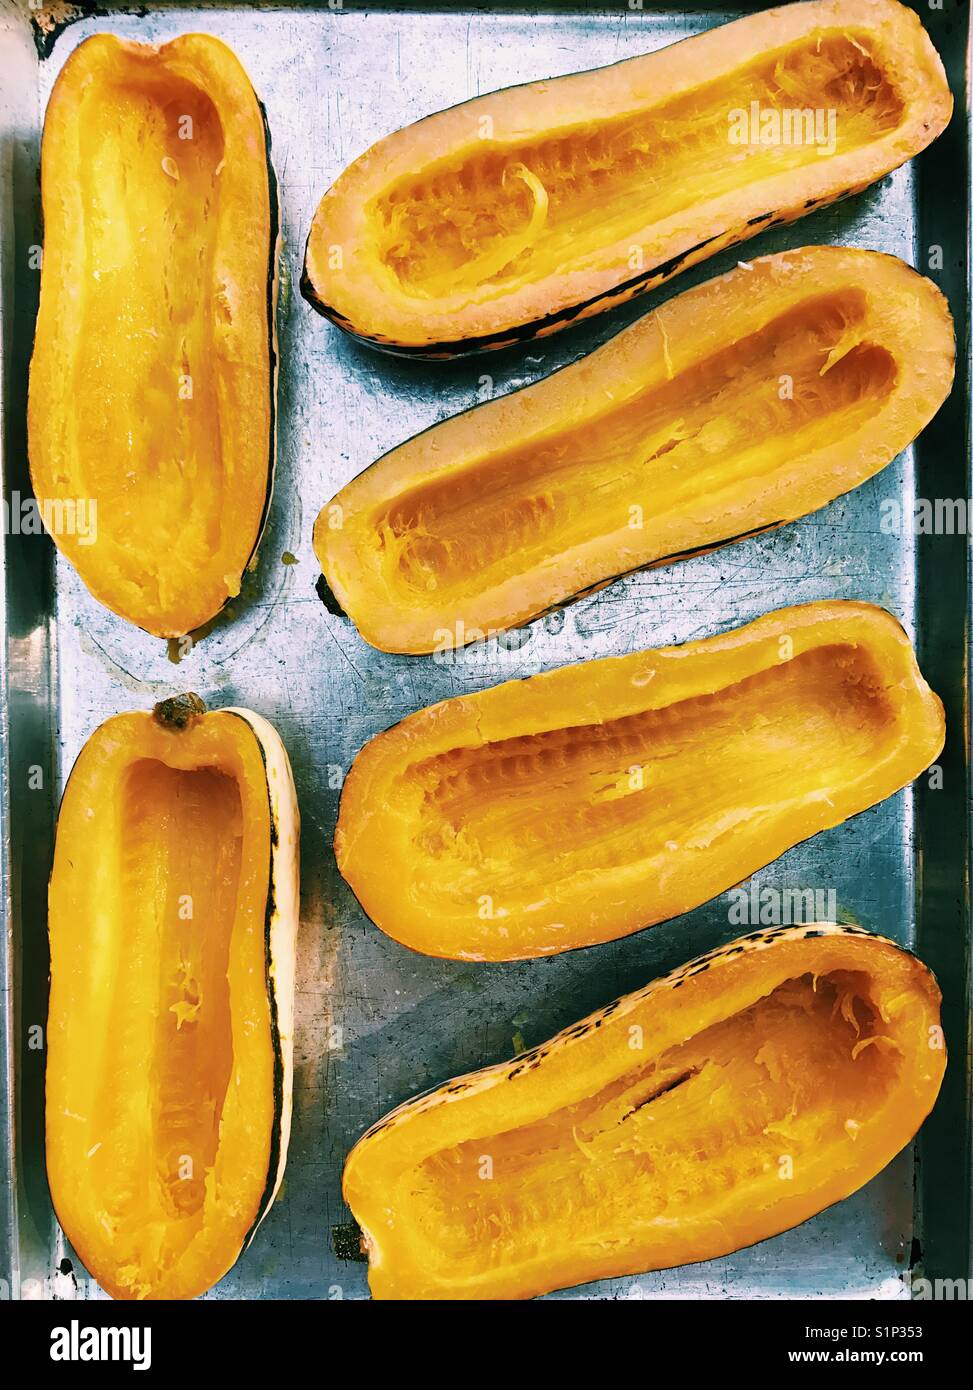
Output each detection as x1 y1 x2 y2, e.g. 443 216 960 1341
332 1221 369 1263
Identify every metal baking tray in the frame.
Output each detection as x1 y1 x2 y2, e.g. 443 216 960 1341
1 0 970 1300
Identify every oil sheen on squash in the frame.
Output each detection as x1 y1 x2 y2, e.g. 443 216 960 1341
303 0 951 352
335 602 944 960
314 248 953 653
46 705 300 1300
28 34 275 637
344 925 945 1299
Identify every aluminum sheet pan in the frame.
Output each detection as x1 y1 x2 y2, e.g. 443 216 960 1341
1 0 970 1300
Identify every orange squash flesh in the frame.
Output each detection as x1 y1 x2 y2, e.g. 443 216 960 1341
314 247 953 654
335 602 944 961
344 924 945 1300
28 34 276 637
303 0 951 354
46 700 300 1300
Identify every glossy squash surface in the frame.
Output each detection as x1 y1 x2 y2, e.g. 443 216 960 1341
335 602 944 960
28 34 277 637
303 0 951 354
344 924 946 1300
46 696 300 1300
315 247 953 653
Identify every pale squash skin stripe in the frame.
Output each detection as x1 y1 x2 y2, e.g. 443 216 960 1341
223 708 301 1244
352 922 917 1144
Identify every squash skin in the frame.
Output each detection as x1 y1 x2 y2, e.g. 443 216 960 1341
314 246 954 654
45 698 300 1300
335 601 944 961
302 0 951 355
344 924 945 1300
28 34 279 638
224 707 300 1252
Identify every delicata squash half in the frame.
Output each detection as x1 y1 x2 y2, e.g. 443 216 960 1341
302 0 951 354
46 695 300 1300
336 601 943 961
315 247 953 654
345 924 946 1300
28 34 277 637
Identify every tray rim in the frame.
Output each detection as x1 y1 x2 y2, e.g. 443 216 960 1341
1 0 971 1300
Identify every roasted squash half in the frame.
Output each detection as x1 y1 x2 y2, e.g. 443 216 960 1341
302 0 951 354
315 247 953 654
335 601 943 961
28 34 278 637
345 924 945 1300
46 695 300 1300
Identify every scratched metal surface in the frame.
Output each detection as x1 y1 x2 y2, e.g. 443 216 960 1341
1 0 969 1300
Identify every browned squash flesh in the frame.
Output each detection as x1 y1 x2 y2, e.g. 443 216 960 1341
315 247 953 654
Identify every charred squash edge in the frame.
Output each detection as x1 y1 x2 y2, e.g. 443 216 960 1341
247 103 281 621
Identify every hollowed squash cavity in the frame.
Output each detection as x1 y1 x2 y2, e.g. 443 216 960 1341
315 247 953 654
28 34 277 637
46 697 300 1300
335 602 943 960
344 925 945 1299
303 0 951 353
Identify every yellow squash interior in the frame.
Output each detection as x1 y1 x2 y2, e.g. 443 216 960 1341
29 36 272 636
112 762 243 1229
318 249 953 654
75 77 230 610
345 929 945 1298
47 713 276 1300
377 33 902 297
375 289 894 601
405 644 895 914
406 969 902 1275
336 604 944 958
